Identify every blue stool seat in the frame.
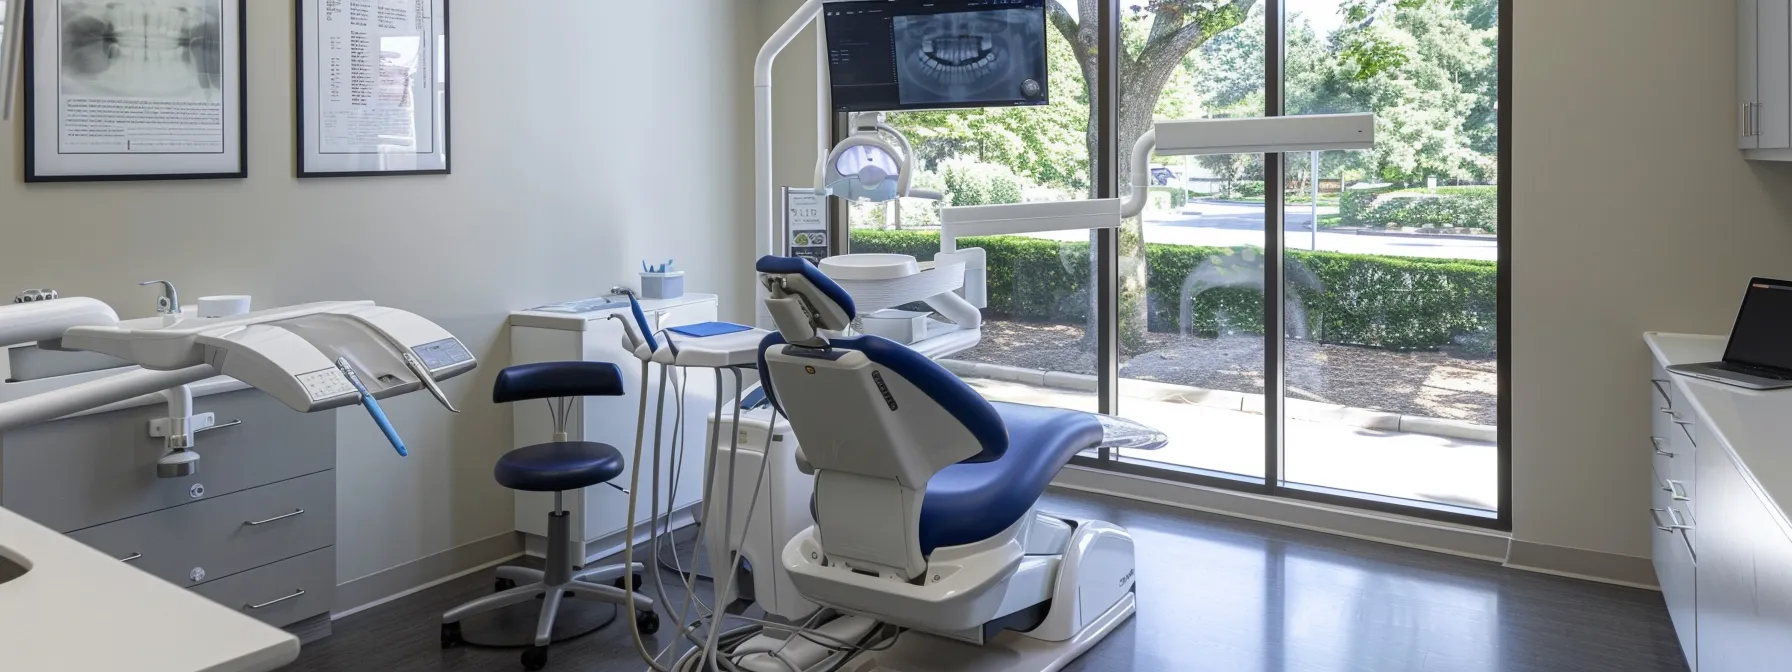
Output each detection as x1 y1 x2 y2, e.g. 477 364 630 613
495 441 626 493
915 402 1103 554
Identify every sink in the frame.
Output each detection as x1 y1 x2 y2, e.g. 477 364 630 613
0 548 30 585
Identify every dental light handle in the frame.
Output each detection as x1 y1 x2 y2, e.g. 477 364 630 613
336 359 407 457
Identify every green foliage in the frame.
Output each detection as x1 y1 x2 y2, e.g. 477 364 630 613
1235 181 1266 198
1354 192 1497 232
852 230 1497 351
1340 185 1394 227
1153 186 1190 209
941 160 1026 207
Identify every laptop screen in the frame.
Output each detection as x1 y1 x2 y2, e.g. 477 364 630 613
1724 278 1792 370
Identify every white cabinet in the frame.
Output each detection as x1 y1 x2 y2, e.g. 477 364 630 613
1647 333 1792 672
1741 0 1792 156
509 294 721 563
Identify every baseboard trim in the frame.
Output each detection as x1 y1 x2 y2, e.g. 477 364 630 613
521 504 700 565
332 531 524 619
1504 539 1659 591
1053 465 1512 562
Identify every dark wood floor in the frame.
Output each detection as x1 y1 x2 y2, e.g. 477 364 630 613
290 489 1689 672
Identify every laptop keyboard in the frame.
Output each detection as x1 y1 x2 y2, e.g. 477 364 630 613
1714 362 1792 380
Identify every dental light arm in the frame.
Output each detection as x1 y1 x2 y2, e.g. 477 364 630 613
1119 113 1377 219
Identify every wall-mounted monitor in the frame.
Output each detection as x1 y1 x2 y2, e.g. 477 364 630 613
825 0 1050 113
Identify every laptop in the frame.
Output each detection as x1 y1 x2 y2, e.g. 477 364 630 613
1669 277 1792 390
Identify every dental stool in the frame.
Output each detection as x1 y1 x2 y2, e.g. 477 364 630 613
752 255 1137 671
439 361 659 671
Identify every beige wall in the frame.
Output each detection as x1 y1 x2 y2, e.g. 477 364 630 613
1512 0 1792 560
0 0 752 584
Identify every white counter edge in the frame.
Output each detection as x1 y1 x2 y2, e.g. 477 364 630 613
1644 331 1792 541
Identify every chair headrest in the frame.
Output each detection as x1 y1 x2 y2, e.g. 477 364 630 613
757 256 855 344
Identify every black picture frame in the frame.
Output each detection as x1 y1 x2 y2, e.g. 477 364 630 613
22 0 250 183
294 0 451 178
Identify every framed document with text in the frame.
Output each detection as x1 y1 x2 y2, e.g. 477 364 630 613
23 0 248 182
297 0 449 177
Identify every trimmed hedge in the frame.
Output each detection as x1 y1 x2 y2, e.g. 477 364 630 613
1342 186 1498 233
851 229 1497 351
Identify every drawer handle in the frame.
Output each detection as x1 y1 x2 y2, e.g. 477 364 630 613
1651 379 1672 404
1652 508 1693 532
1650 437 1675 458
245 589 306 610
119 553 142 563
245 509 306 526
1664 480 1691 502
194 419 243 435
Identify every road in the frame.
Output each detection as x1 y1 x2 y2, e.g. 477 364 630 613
1029 200 1499 262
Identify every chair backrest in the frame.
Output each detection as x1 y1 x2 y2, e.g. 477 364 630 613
492 361 625 404
756 256 1007 580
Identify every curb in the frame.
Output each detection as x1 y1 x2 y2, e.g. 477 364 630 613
942 360 1496 444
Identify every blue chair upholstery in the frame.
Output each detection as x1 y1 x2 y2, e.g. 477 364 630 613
494 441 626 492
493 361 624 404
917 402 1102 553
804 402 1103 555
759 333 1008 463
755 255 856 318
490 362 629 493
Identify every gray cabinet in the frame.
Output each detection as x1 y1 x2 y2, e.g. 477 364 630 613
1741 0 1792 155
0 388 337 640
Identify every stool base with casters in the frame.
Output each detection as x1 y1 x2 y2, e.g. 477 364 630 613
439 362 661 670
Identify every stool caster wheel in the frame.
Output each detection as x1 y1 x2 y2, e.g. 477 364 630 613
440 622 464 649
495 577 517 592
636 610 661 635
521 645 549 671
613 573 643 591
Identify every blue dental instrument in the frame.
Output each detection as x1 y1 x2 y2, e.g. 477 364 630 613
336 358 408 457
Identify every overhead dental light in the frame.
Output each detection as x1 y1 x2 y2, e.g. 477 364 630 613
818 112 915 203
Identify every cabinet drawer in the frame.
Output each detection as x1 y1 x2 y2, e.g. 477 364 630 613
67 471 334 587
1651 467 1697 667
1651 369 1675 409
2 389 335 532
191 547 334 629
1651 436 1678 486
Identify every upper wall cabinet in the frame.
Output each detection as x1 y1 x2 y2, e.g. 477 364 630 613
1742 0 1792 158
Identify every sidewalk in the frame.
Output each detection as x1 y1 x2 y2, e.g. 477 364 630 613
967 377 1500 512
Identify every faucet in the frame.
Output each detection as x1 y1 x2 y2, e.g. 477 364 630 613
139 280 181 315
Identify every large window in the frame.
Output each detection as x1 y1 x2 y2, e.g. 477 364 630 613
844 0 1506 527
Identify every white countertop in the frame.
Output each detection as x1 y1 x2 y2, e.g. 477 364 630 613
0 506 299 671
509 293 719 331
1645 332 1792 536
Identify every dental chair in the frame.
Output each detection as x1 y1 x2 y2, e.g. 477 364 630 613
753 256 1137 671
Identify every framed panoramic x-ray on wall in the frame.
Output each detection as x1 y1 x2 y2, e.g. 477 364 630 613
23 0 248 182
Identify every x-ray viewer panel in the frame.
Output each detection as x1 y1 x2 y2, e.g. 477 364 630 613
825 0 1049 113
